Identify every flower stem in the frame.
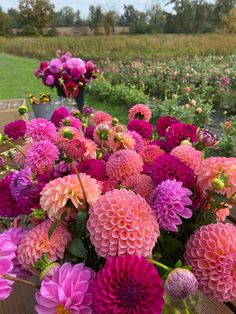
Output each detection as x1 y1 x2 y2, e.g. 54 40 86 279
3 274 40 289
5 140 25 158
72 161 88 209
148 259 171 271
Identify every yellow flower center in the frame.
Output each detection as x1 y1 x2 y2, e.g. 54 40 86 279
57 304 70 314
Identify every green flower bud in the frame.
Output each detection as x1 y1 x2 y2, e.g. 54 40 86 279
211 178 225 191
18 106 28 115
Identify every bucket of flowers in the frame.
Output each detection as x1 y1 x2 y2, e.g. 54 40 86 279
34 51 98 112
0 104 235 313
29 93 53 120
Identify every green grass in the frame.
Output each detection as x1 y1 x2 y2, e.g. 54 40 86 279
0 53 128 122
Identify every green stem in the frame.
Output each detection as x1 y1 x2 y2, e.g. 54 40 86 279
5 140 25 158
3 274 40 289
148 259 171 271
72 161 88 209
202 147 205 160
83 116 89 136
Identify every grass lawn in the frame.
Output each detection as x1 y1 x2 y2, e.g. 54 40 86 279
0 53 128 123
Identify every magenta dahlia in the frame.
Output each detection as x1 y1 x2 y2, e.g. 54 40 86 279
92 255 164 313
151 154 195 189
60 116 82 129
50 106 70 127
75 159 107 181
127 119 153 139
156 116 180 137
4 119 26 140
25 118 57 142
127 130 144 152
166 122 198 149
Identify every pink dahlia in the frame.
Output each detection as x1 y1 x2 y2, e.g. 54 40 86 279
17 220 71 271
151 154 195 189
87 189 159 257
128 103 152 121
156 116 180 137
83 139 97 160
26 140 59 175
106 149 143 183
50 106 70 127
150 179 192 231
127 130 144 152
166 123 198 149
35 262 95 314
40 174 101 220
215 204 231 221
56 126 82 149
108 131 135 152
25 118 57 142
127 119 153 139
171 144 202 172
60 116 82 129
184 223 236 302
4 119 26 140
140 144 165 165
93 110 112 125
14 142 31 167
84 125 95 140
64 137 86 160
92 255 164 313
122 174 154 202
196 157 236 198
75 159 107 181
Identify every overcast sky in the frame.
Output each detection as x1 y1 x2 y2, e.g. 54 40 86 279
1 0 173 17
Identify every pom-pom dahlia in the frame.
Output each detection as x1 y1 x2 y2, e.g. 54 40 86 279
150 179 192 231
35 262 95 314
4 119 26 140
156 115 180 137
63 137 86 160
127 130 144 152
128 103 152 121
184 223 236 302
40 174 101 220
92 255 164 313
75 159 107 181
122 174 154 202
140 144 165 165
17 220 71 270
108 131 135 152
25 118 57 142
171 144 202 172
106 149 143 183
196 157 236 198
152 154 195 189
50 106 70 127
166 123 198 149
93 110 112 125
87 189 159 257
26 140 59 175
127 119 153 139
84 125 95 140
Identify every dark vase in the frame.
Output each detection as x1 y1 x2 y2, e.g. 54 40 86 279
56 86 85 112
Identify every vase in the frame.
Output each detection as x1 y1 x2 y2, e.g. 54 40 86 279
163 292 202 314
31 102 54 120
56 86 85 112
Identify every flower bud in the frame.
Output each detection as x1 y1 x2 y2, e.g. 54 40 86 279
18 106 28 115
181 140 191 145
195 107 202 114
83 106 93 115
190 99 196 106
184 104 190 109
40 262 60 281
211 178 225 191
62 128 74 139
197 129 217 147
112 117 119 126
185 87 191 93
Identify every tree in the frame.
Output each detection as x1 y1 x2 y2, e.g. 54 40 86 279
57 6 75 27
119 5 138 27
88 5 104 32
221 7 236 32
19 0 55 35
0 7 12 36
146 4 166 33
214 0 236 27
103 11 117 35
8 8 20 29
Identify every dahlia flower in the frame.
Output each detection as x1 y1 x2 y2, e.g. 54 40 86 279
26 140 59 175
127 119 153 139
49 58 61 74
75 159 107 181
4 119 26 140
152 154 195 189
60 116 82 129
50 106 70 127
150 139 172 153
25 118 57 142
35 262 95 314
171 144 202 172
108 131 135 152
106 149 143 183
127 130 144 152
14 142 31 167
165 268 198 299
93 110 112 125
166 123 198 149
128 103 152 121
40 174 101 220
84 125 95 140
215 204 231 221
17 220 71 270
197 128 218 147
63 137 86 160
122 174 154 202
140 144 165 165
196 157 236 198
83 139 97 160
184 223 236 302
92 255 164 313
156 115 180 137
150 179 192 231
87 189 159 257
56 126 82 149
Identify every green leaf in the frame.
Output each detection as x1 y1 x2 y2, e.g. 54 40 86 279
175 260 182 268
48 222 58 239
68 237 86 258
76 211 88 237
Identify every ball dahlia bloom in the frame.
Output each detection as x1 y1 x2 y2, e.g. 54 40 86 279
106 149 143 184
4 119 27 140
171 144 202 172
151 154 195 189
40 174 101 220
122 174 154 202
93 110 112 125
50 106 70 127
166 123 198 149
56 126 82 149
184 223 236 302
108 131 135 152
25 118 57 142
156 115 180 137
150 179 192 231
26 140 59 175
84 125 95 140
127 130 144 152
92 255 164 313
63 137 86 160
140 144 165 165
127 119 153 139
165 268 198 299
17 220 71 271
87 189 159 257
128 103 152 121
35 263 95 314
196 157 236 198
75 159 107 181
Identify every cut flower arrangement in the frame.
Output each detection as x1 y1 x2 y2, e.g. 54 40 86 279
0 103 236 314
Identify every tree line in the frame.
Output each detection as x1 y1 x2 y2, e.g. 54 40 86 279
0 0 236 36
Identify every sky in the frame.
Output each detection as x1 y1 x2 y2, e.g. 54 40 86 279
1 0 173 17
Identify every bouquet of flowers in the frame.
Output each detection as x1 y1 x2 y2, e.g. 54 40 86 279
0 103 235 313
29 93 51 105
